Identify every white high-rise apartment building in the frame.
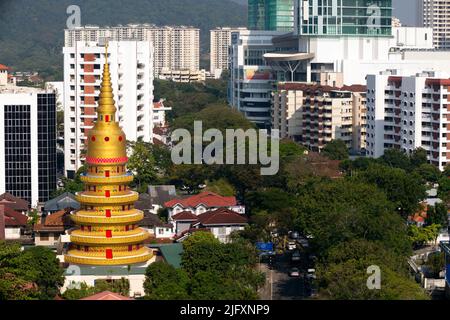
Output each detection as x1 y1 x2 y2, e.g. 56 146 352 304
366 69 450 170
210 27 247 78
65 25 200 76
422 0 450 49
63 41 154 178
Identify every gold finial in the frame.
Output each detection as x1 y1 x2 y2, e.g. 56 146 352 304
97 42 116 116
105 41 109 64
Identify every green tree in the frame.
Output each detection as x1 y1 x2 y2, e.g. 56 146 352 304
438 175 450 202
169 164 211 194
408 224 441 248
0 243 64 300
11 246 65 300
127 141 157 193
62 282 98 300
51 165 87 197
425 252 445 278
296 179 412 256
358 164 427 218
144 262 189 300
204 178 236 197
318 239 428 300
27 209 39 226
414 163 442 183
411 148 429 168
381 149 411 171
426 203 448 227
95 278 130 297
322 140 349 160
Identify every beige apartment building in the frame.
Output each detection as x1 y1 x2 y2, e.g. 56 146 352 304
422 0 450 49
272 82 367 153
210 27 247 78
65 24 200 76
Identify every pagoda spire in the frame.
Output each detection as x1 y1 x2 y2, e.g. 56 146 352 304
97 43 117 117
64 44 152 266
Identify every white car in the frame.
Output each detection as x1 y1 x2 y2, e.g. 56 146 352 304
289 267 300 277
287 242 296 250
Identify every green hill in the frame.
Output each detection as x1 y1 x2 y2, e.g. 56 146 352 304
0 0 247 80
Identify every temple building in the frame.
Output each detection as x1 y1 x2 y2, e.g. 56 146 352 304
64 45 152 266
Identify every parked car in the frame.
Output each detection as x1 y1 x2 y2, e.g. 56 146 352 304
289 267 300 277
287 241 296 251
289 231 299 239
291 250 301 262
306 268 316 279
298 238 310 248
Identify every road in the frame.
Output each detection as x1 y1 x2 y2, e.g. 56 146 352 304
259 253 308 300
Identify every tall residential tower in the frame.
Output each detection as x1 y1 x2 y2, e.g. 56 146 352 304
63 41 154 178
210 27 247 78
421 0 450 49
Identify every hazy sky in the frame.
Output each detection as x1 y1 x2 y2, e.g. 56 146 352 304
393 0 420 26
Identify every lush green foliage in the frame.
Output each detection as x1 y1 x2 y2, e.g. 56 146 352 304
144 232 264 300
63 278 130 299
0 243 64 300
321 139 349 160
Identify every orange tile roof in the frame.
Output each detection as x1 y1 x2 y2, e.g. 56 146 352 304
80 291 134 300
0 64 10 71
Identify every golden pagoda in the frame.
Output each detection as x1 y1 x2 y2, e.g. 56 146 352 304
65 45 152 266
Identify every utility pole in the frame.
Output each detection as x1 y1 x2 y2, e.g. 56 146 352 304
270 268 273 300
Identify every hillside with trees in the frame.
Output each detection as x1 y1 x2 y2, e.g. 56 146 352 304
0 0 247 80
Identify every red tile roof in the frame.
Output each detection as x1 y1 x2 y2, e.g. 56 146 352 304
0 193 29 211
0 64 10 71
34 209 73 232
3 206 28 226
164 192 237 209
80 291 134 300
195 208 248 226
172 211 199 221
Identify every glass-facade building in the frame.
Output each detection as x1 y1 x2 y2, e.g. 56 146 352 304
296 0 392 36
1 93 57 205
249 0 295 32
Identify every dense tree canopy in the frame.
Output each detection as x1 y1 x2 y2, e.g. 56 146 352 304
321 139 349 160
0 243 64 300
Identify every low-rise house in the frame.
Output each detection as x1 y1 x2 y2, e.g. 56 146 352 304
43 192 80 214
148 185 177 214
33 208 73 247
135 185 177 215
164 191 245 220
0 193 29 214
140 212 175 240
174 208 248 243
0 204 28 240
